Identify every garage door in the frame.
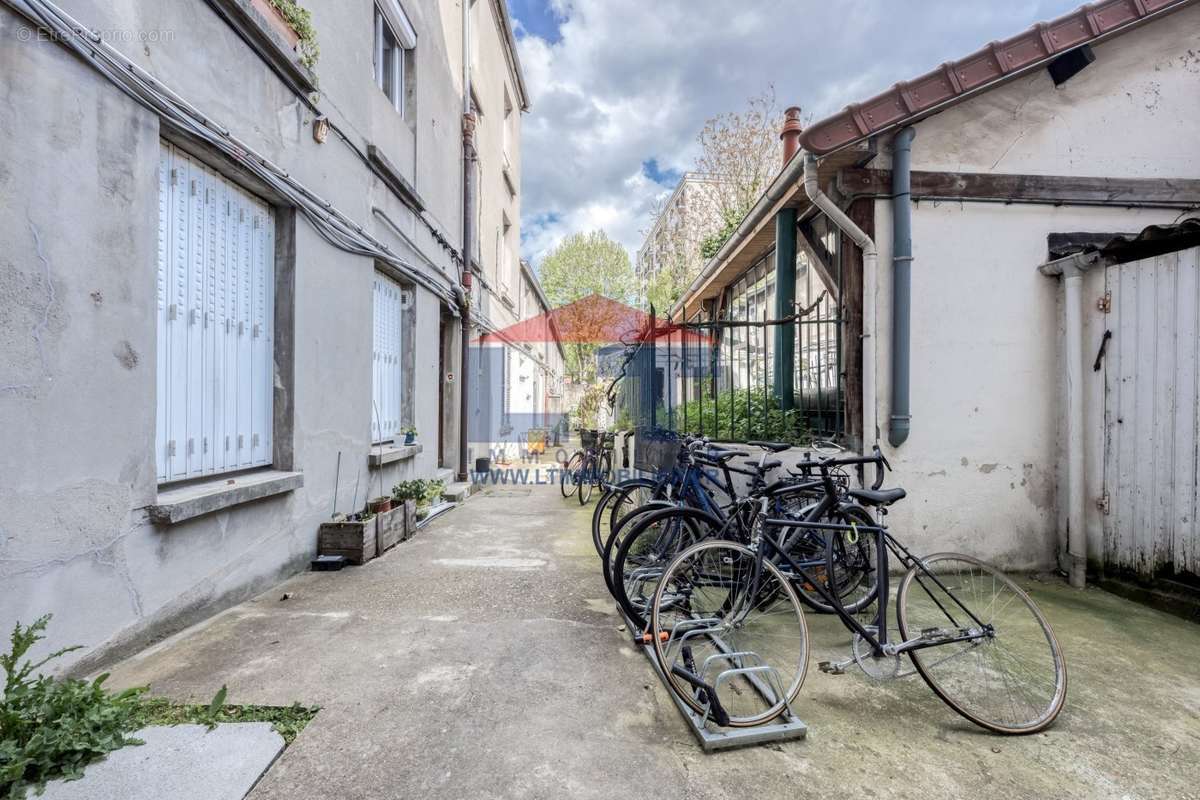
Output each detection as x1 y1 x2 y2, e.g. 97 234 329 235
1103 245 1200 579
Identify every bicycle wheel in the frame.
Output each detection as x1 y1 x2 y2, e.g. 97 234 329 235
602 499 676 598
578 459 594 505
560 452 582 498
591 479 654 557
612 508 717 631
607 480 660 538
812 504 879 614
896 553 1067 734
649 541 809 726
598 452 613 484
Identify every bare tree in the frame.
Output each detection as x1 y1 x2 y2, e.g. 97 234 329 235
639 87 787 312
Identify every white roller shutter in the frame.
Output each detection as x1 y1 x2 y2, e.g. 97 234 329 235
372 273 404 442
156 141 274 482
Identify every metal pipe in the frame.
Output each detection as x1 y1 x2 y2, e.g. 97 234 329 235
803 153 879 447
1038 250 1099 588
1063 266 1086 588
889 127 915 447
457 2 475 483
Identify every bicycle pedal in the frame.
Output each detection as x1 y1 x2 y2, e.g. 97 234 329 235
817 660 847 675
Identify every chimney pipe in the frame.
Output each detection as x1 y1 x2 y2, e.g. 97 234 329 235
780 106 803 165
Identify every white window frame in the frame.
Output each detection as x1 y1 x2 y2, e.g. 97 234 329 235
374 1 416 116
372 272 407 443
156 141 275 483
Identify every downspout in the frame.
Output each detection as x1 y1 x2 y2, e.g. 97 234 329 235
889 127 915 446
1038 250 1099 589
458 1 475 483
803 153 879 446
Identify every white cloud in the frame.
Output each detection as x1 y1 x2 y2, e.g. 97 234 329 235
516 0 1081 266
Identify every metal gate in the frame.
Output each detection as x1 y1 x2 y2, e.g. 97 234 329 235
1102 244 1200 580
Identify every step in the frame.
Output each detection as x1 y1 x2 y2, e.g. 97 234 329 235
441 480 475 503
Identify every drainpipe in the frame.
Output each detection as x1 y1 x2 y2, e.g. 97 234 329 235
458 1 475 483
889 127 915 447
803 153 879 446
1038 250 1099 588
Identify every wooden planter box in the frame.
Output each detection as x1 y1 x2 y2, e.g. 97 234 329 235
249 0 301 49
377 500 415 553
317 519 376 565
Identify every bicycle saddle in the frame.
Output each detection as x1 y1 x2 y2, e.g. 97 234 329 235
704 449 749 462
848 487 906 506
746 440 792 453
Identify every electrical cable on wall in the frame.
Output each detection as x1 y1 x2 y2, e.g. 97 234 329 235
7 0 462 313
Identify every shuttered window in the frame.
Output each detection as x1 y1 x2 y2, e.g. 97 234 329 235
156 141 275 483
372 273 405 442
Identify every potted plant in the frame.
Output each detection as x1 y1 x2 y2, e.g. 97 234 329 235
368 495 392 514
402 427 418 446
317 506 376 565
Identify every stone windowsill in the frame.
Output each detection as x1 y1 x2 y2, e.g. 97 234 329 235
148 470 304 525
369 442 423 468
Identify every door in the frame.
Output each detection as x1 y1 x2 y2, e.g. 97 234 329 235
1102 245 1200 581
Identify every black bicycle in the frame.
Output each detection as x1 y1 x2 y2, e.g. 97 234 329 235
644 453 1068 734
560 429 612 505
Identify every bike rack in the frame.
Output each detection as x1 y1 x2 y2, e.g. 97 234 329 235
616 605 808 751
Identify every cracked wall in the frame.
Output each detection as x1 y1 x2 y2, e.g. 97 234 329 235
0 0 462 672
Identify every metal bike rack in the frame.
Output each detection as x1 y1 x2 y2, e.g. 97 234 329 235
617 605 808 751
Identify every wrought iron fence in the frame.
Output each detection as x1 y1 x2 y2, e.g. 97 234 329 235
609 294 844 448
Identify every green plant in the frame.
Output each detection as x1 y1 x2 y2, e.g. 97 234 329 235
267 0 320 69
391 479 426 502
133 698 318 745
0 615 148 799
424 479 445 505
671 388 810 444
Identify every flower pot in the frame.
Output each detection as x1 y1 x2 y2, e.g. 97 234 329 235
404 432 416 445
249 0 301 49
369 496 392 514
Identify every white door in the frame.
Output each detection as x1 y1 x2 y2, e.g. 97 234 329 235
1102 245 1200 579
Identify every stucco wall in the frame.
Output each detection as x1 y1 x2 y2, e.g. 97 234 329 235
0 0 471 670
862 9 1198 567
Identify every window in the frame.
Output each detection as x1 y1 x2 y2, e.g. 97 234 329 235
374 2 416 116
156 141 274 483
372 273 407 442
502 86 513 165
500 214 513 293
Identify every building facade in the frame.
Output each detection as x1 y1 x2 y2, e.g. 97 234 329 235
0 0 534 670
635 172 723 304
668 0 1200 576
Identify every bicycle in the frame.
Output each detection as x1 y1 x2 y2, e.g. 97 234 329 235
559 429 612 505
644 453 1068 734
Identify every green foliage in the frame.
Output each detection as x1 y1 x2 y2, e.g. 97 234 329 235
0 616 148 799
672 388 810 444
392 479 443 505
0 618 318 799
133 698 318 745
267 0 320 69
572 382 608 430
698 207 746 261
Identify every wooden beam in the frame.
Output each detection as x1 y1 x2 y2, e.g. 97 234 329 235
797 220 838 293
837 168 1200 207
840 198 872 451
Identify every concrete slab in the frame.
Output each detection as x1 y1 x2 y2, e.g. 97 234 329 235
103 459 1200 800
41 723 284 800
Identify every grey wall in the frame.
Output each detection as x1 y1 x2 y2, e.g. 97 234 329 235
0 0 468 671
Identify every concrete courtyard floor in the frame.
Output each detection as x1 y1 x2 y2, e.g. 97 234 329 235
106 465 1200 800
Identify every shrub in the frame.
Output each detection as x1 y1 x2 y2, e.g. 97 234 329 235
0 616 148 799
671 388 810 444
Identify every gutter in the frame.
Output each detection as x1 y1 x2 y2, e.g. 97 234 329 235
1038 250 1101 589
888 128 915 447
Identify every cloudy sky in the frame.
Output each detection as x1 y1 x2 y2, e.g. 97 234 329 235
508 0 1082 266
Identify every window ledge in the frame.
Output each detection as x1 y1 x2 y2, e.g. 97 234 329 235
148 470 304 525
369 442 423 468
208 0 317 95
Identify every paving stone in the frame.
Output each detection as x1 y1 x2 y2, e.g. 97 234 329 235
41 723 283 800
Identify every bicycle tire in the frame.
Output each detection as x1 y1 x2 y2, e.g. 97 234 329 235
896 552 1067 735
560 452 582 498
591 478 656 558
